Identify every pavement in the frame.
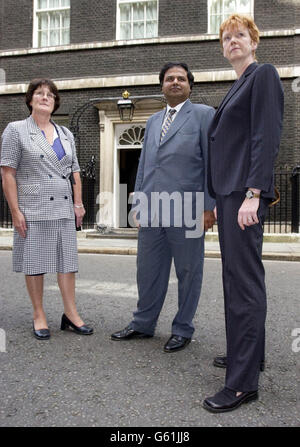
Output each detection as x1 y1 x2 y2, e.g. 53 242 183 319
1 229 299 430
1 251 299 429
1 228 300 261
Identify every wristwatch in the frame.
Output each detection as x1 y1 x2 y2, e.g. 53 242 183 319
245 189 260 199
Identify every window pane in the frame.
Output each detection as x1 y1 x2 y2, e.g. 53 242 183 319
224 0 236 14
146 1 157 20
49 12 60 29
209 0 252 33
239 0 251 13
119 1 158 40
49 0 60 8
146 21 157 37
62 29 70 44
211 14 222 34
120 4 131 21
120 23 131 39
61 11 70 27
39 30 48 47
38 0 48 9
50 29 59 45
133 22 144 39
38 13 48 30
36 0 70 47
211 0 222 16
133 2 144 21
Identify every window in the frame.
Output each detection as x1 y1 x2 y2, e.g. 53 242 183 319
118 125 145 147
208 0 253 34
117 0 158 40
33 0 70 48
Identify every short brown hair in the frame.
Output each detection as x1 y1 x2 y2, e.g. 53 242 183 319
25 78 60 114
219 14 260 57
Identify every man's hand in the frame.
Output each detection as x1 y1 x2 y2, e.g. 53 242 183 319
204 210 215 231
132 211 141 229
238 198 260 230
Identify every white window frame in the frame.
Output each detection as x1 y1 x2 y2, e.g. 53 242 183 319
116 0 159 41
32 0 71 48
207 0 254 34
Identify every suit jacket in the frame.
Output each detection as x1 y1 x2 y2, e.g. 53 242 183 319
208 62 284 199
133 99 215 226
0 115 80 221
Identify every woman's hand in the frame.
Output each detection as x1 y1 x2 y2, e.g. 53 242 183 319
1 166 27 237
74 204 85 228
238 197 260 230
12 209 27 238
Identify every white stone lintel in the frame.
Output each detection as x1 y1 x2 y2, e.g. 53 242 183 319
1 66 300 95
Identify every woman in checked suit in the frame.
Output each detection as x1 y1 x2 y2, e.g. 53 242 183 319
0 79 93 339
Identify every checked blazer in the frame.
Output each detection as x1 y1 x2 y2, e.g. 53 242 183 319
0 115 80 221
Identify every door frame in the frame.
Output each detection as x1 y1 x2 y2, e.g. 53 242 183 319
94 99 164 229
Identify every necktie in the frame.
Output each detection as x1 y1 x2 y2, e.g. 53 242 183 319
160 108 176 142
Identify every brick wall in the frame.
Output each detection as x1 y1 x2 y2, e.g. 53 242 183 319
0 0 299 170
255 0 298 30
1 34 297 84
0 0 33 50
158 0 208 35
1 0 299 51
70 0 116 43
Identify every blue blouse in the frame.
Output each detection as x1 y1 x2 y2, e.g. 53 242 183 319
41 126 66 161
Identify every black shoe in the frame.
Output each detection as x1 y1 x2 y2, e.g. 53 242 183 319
33 323 50 340
213 355 265 372
163 335 191 353
203 387 258 413
61 314 93 335
111 325 153 340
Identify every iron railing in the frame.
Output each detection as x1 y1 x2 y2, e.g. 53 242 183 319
80 155 96 229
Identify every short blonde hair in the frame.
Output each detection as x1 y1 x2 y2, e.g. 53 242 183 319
219 14 260 57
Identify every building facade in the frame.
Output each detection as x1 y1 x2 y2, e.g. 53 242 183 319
0 0 300 229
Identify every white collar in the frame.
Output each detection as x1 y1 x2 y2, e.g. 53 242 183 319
166 99 188 115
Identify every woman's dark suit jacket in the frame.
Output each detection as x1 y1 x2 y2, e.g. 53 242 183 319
208 62 284 200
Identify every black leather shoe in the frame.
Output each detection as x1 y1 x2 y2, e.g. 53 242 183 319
213 355 265 372
61 314 93 335
164 335 191 353
203 387 258 413
111 325 153 340
33 323 50 340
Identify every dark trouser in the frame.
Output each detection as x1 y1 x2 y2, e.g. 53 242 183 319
216 192 269 392
131 226 205 338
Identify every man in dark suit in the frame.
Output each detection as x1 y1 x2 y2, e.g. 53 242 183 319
111 62 215 352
